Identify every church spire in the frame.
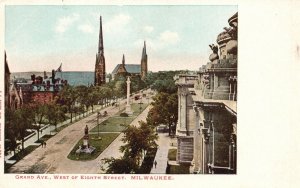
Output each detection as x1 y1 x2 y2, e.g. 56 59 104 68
141 41 148 80
95 16 106 86
142 41 147 60
122 54 125 65
98 16 104 54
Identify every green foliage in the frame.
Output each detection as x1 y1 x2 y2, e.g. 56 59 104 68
102 156 139 174
91 118 130 133
9 145 39 161
130 76 146 93
58 85 77 123
120 112 128 117
120 121 158 163
137 147 158 174
144 71 180 93
46 102 66 131
14 105 35 150
103 121 158 174
147 92 178 135
151 79 177 94
31 103 49 141
5 107 19 155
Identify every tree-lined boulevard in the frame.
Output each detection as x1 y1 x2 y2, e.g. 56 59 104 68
5 71 180 174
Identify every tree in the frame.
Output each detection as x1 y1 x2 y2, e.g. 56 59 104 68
32 103 48 141
5 108 19 155
75 85 89 116
119 121 158 164
46 102 66 132
58 85 77 123
88 87 100 113
147 92 178 135
151 79 177 94
15 105 35 151
103 121 157 173
102 156 139 174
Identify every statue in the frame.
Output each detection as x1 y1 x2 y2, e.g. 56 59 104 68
84 125 89 135
224 25 238 55
209 44 219 63
209 44 219 54
224 26 237 40
75 124 96 155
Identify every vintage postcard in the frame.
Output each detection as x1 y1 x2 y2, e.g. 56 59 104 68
0 0 299 188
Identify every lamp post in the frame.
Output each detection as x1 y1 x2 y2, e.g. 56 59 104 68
97 111 100 138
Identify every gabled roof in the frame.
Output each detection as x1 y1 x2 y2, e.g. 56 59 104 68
112 64 141 74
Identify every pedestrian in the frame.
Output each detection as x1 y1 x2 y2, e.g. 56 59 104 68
41 141 43 148
40 129 43 134
154 160 157 168
44 142 47 148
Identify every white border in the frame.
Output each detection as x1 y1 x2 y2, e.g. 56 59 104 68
1 0 300 188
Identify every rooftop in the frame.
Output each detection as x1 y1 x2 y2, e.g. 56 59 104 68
112 64 141 74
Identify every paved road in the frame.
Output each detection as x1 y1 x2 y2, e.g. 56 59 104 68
9 91 153 174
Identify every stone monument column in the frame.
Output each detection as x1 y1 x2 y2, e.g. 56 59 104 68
83 125 89 148
125 76 133 115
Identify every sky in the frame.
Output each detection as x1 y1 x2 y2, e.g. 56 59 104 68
5 5 237 73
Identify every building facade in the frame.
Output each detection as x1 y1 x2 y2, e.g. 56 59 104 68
175 12 238 174
95 16 106 86
5 51 11 108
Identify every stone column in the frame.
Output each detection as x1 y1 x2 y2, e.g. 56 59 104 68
193 107 201 173
211 121 215 166
202 128 210 174
178 87 182 130
125 77 133 115
229 134 237 173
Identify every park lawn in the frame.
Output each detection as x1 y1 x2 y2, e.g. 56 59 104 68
90 103 148 133
91 117 133 132
168 149 177 161
67 133 119 161
131 103 148 116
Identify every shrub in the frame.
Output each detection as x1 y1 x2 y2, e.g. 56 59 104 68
120 112 128 117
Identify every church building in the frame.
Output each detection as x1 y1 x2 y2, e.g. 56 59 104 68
94 16 106 86
111 41 148 80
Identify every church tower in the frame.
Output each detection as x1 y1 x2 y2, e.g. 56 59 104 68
95 16 106 86
141 41 148 80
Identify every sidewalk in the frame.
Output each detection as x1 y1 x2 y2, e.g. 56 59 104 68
150 133 172 174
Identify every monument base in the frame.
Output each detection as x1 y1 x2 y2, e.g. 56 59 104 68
76 146 96 154
125 104 133 115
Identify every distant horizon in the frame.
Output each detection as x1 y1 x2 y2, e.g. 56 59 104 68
5 5 237 73
10 69 198 74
